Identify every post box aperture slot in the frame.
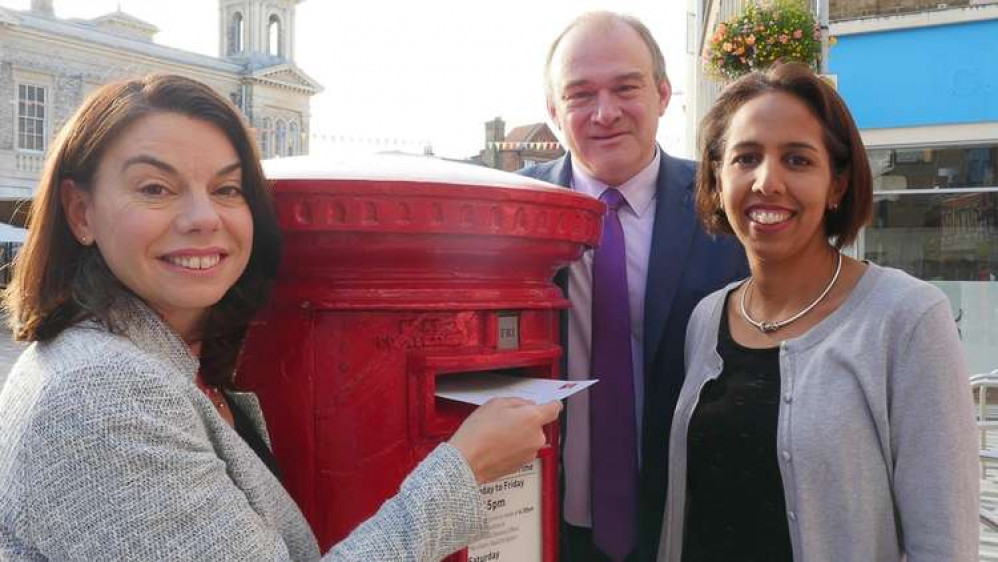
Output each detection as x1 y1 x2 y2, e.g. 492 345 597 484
430 367 526 437
415 354 558 441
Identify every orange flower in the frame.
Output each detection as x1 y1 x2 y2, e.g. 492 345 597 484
735 46 745 55
746 34 757 46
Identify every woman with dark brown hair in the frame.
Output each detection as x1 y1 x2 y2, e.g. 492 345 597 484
0 74 560 561
658 63 977 561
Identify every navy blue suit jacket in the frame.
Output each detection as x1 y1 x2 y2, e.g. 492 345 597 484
519 152 748 560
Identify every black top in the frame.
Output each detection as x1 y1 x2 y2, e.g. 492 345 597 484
682 291 792 561
228 394 283 482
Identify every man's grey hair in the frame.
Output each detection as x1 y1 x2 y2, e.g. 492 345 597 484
544 11 669 103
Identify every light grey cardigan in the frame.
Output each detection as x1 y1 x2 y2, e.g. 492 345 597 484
0 299 486 561
658 263 979 562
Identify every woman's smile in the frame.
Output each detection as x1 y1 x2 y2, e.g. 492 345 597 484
746 205 795 228
159 250 227 272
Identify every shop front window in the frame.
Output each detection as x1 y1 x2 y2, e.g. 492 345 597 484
860 148 998 374
868 144 997 191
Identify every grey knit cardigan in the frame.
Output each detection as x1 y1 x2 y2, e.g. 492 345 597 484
0 298 486 561
658 263 979 562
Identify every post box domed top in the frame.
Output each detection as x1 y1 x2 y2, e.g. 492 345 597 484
265 153 568 192
262 153 604 247
261 153 604 305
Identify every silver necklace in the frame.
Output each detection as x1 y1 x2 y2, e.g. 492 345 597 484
739 252 843 334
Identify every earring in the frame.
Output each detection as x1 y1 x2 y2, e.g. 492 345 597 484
828 202 839 212
80 235 88 245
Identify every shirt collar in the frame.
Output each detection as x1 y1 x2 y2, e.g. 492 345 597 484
570 148 660 218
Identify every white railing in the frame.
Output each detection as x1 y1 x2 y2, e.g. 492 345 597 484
15 151 44 173
971 370 998 549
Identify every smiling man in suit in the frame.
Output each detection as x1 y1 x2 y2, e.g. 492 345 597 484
519 12 748 562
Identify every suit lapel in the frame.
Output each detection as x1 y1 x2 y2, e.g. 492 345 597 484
643 153 697 367
542 155 574 294
535 155 575 382
550 154 573 188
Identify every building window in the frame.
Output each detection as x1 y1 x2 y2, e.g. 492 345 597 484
230 12 244 55
859 142 998 374
275 119 287 157
229 91 243 113
17 84 46 152
868 145 997 191
268 14 282 57
260 117 273 158
289 121 299 156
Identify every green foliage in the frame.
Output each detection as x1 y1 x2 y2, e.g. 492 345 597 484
705 0 822 81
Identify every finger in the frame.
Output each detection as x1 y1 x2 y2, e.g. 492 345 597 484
486 396 535 408
534 429 549 449
536 400 563 423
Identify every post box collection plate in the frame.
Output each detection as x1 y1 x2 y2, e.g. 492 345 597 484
468 460 543 562
497 313 519 350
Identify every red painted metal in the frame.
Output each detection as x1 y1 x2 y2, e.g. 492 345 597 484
236 155 602 561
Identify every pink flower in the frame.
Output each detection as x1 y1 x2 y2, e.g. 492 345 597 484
779 34 790 44
718 23 727 34
793 29 803 39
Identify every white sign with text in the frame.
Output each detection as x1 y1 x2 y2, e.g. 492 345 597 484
466 460 542 562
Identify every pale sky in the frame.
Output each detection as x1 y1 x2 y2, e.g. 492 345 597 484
0 0 693 159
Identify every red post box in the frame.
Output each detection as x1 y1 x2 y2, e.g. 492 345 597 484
236 154 602 561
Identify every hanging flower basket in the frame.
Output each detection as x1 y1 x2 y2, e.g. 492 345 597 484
705 0 822 82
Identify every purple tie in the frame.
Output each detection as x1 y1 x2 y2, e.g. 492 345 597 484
590 188 638 561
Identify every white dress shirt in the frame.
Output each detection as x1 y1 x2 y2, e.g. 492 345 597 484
563 150 660 528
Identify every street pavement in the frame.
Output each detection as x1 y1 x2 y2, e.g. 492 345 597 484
0 327 26 390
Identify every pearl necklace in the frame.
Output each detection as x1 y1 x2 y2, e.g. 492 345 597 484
739 252 843 334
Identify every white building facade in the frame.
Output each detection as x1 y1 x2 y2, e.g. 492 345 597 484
0 0 321 218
